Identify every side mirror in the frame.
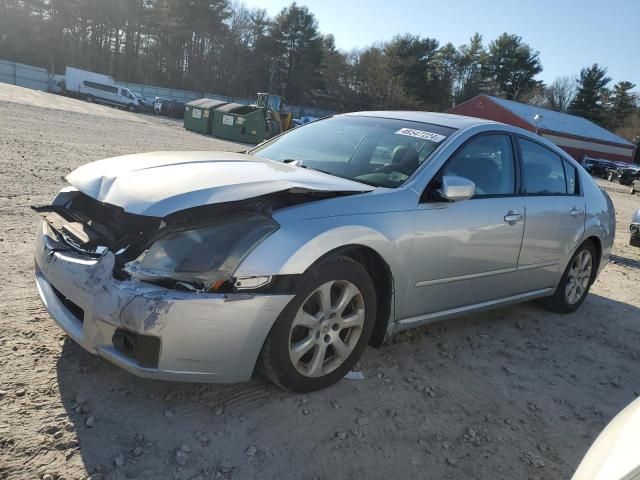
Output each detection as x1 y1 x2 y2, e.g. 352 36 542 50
438 175 475 202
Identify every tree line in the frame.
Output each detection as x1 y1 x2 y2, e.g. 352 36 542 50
0 0 638 142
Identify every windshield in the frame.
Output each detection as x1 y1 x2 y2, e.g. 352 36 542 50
251 116 456 188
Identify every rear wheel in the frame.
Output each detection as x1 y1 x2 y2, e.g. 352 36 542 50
540 241 597 314
630 236 640 248
630 185 636 195
259 256 376 392
607 172 614 181
85 95 94 103
127 104 136 112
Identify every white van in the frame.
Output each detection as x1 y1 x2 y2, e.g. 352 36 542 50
79 81 141 112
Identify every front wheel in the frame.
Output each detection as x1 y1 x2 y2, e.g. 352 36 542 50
259 256 376 392
85 95 94 103
540 241 597 314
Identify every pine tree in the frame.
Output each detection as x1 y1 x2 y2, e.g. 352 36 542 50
485 33 542 100
453 33 486 104
608 81 637 130
569 64 611 125
269 3 324 104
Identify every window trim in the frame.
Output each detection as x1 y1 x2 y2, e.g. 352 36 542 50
561 158 579 196
421 131 520 203
515 134 582 197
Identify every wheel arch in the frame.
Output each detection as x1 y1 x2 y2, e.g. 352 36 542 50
308 244 394 348
582 235 602 272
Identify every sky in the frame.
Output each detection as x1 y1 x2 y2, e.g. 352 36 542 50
243 0 640 88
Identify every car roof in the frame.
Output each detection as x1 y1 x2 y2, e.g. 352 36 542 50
341 111 496 130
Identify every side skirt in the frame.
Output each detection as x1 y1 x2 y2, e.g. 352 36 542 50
392 288 553 333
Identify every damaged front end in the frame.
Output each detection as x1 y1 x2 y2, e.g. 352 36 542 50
34 187 357 294
32 151 374 382
33 189 284 293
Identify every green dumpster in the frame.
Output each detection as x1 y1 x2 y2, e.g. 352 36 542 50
212 103 268 144
184 98 228 134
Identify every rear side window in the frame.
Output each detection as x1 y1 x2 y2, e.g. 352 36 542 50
563 160 578 195
519 138 567 194
442 134 515 196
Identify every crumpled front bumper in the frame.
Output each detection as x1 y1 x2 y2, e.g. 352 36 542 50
34 221 293 383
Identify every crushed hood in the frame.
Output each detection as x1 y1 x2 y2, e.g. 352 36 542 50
66 151 374 217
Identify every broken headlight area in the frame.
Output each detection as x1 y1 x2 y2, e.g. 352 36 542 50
33 192 161 257
34 191 281 292
123 214 279 291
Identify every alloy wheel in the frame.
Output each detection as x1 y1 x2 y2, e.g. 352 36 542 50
288 280 365 377
565 250 593 305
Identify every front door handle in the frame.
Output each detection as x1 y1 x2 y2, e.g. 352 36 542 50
570 207 584 217
504 210 523 225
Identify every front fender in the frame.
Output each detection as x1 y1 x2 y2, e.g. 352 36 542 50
235 212 414 299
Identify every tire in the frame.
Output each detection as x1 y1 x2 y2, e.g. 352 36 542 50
127 104 136 112
607 172 614 182
539 241 597 314
630 185 636 195
630 236 640 248
259 255 377 392
85 95 94 103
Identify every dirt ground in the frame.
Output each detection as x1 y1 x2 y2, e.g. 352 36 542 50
1 83 639 480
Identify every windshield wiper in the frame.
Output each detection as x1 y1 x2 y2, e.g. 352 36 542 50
282 159 333 176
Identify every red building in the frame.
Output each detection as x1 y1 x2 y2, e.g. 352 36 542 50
447 95 636 163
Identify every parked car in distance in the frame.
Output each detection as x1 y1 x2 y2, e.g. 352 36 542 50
585 159 610 178
154 97 186 118
132 91 151 113
33 112 615 392
82 82 142 112
572 396 640 480
581 156 599 173
606 164 640 185
630 209 640 247
64 66 114 93
63 66 142 112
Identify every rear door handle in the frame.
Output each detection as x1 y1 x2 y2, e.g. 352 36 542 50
570 208 584 217
504 210 523 225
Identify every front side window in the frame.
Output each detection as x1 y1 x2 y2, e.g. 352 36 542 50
519 138 567 194
252 116 455 188
441 134 516 196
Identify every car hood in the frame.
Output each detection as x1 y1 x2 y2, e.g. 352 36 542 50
66 151 374 217
572 396 640 480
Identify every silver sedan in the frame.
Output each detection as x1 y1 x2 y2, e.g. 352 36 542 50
33 112 615 391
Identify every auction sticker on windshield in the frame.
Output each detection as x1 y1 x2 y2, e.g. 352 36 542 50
395 128 446 143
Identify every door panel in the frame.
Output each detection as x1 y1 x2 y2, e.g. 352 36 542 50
518 196 585 287
516 138 585 289
403 196 526 318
